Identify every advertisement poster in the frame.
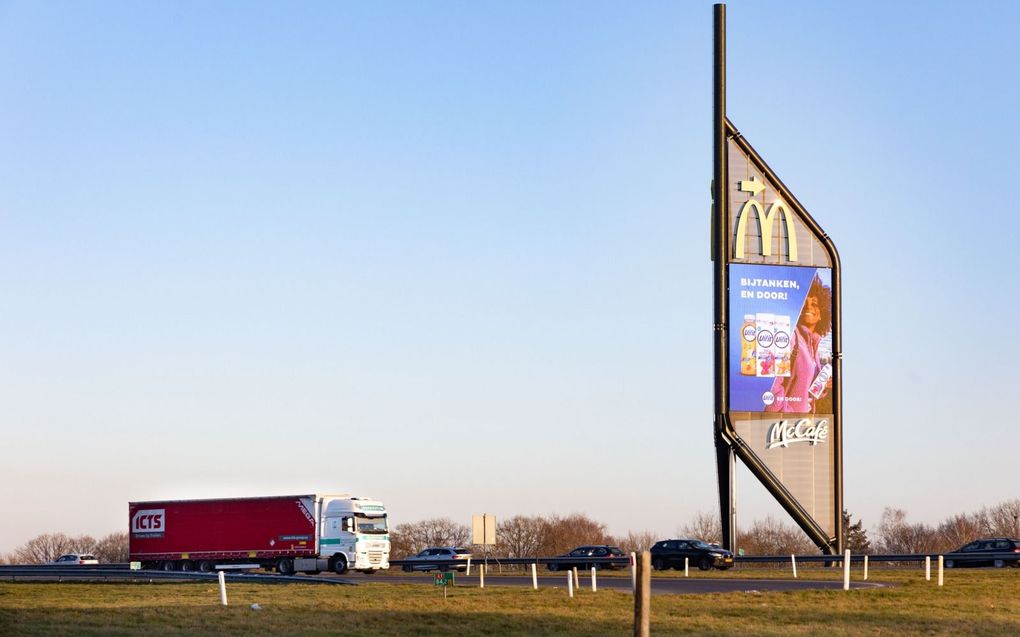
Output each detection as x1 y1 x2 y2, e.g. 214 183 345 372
729 264 833 413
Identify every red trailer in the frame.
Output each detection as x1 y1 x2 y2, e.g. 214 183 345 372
129 494 354 574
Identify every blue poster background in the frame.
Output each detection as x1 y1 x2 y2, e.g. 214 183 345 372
728 264 831 412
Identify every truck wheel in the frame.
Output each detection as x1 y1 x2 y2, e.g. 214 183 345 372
333 555 349 575
197 561 214 573
179 560 193 572
161 561 176 572
277 558 295 575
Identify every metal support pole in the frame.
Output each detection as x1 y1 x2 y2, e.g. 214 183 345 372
712 2 736 555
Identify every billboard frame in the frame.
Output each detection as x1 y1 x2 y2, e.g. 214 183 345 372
711 3 843 556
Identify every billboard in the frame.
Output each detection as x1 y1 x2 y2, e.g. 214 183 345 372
728 264 832 414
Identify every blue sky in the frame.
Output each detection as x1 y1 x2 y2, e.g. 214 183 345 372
2 0 1018 552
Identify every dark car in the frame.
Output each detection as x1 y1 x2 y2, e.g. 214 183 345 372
547 545 626 571
944 538 1020 568
650 539 734 571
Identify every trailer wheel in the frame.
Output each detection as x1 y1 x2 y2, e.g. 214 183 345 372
197 561 214 573
333 555 349 575
161 560 177 572
179 560 193 572
277 558 295 576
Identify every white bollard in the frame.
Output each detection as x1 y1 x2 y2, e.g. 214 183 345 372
532 563 538 590
479 563 485 589
567 570 574 598
938 555 944 587
863 555 869 581
843 550 850 591
466 557 471 576
573 566 579 590
684 557 689 578
630 552 637 591
791 554 798 578
591 566 597 592
925 555 931 581
218 570 228 606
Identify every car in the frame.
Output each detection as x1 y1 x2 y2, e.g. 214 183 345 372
401 547 472 572
47 553 99 565
944 538 1020 568
546 545 626 571
650 539 734 571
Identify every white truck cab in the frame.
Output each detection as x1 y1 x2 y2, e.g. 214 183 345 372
296 494 390 574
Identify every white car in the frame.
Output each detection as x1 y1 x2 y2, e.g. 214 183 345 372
48 553 99 565
401 547 472 572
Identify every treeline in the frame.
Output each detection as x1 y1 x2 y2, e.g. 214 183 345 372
391 499 1019 558
0 532 128 565
4 499 1017 564
874 500 1020 554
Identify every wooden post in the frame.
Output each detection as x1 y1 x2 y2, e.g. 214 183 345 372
938 555 944 587
479 563 485 589
634 550 650 637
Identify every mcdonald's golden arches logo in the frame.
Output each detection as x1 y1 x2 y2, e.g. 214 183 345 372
733 177 798 262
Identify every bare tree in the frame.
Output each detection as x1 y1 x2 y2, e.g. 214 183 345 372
875 508 940 554
389 518 470 559
612 530 658 554
677 511 722 544
737 517 814 555
937 513 988 552
538 514 612 556
985 499 1020 537
93 532 129 563
496 515 545 558
11 533 76 564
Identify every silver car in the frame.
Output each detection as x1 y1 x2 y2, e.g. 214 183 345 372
401 547 472 572
48 553 99 565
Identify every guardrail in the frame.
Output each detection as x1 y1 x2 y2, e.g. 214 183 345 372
0 564 350 584
388 556 632 571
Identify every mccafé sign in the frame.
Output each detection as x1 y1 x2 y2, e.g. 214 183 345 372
732 177 799 262
766 418 828 449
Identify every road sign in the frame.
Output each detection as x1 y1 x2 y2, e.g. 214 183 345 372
434 571 454 587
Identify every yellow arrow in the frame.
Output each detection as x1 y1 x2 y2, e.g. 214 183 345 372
738 176 765 196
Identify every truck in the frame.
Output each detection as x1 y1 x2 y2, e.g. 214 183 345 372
128 493 390 575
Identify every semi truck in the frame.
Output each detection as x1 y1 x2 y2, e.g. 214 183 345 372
128 493 390 575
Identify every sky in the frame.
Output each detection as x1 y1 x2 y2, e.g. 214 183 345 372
2 0 1019 554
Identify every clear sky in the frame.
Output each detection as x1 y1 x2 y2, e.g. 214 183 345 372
2 0 1018 553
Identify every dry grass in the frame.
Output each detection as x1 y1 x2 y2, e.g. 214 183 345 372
0 568 1018 636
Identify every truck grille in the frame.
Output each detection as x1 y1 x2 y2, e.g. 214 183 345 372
367 551 384 566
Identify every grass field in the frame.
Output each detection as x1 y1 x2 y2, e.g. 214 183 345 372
1 568 1018 636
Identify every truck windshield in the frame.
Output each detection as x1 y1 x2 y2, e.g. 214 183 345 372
355 514 387 534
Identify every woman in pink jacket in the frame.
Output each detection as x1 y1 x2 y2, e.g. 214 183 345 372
766 276 831 414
